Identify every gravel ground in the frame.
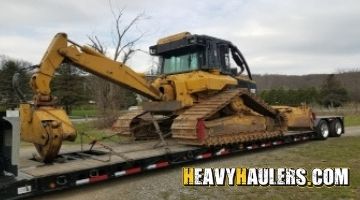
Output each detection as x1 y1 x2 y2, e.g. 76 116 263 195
26 126 359 200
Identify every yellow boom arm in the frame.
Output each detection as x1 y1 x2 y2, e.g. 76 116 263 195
32 33 161 102
20 33 161 162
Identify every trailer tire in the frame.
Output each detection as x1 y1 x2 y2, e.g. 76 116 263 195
316 120 329 140
329 119 343 137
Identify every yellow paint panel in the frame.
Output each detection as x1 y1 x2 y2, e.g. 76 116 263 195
20 104 76 145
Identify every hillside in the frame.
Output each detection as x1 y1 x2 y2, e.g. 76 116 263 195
253 71 360 101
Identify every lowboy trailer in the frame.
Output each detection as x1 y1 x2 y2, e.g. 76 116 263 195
0 112 344 200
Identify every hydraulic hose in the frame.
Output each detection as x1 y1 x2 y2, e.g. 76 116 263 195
229 44 252 80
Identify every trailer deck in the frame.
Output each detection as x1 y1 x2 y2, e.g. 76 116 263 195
0 116 344 200
1 130 319 200
19 140 196 177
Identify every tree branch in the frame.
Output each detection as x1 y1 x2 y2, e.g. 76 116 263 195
88 35 107 54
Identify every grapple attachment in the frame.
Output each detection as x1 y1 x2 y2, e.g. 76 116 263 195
19 104 76 163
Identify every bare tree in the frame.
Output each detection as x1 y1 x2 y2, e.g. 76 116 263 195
88 6 146 63
87 6 146 127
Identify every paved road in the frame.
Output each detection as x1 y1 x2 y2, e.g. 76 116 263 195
70 117 97 123
28 126 359 200
344 126 360 136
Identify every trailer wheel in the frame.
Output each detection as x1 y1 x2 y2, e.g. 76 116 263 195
329 119 343 137
316 120 329 140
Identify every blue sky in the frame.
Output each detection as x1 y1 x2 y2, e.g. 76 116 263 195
0 0 359 74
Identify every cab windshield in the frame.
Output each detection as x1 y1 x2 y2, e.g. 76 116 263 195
162 52 199 74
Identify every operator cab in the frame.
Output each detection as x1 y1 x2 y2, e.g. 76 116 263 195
149 32 252 80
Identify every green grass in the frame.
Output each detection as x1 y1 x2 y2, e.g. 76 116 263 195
345 115 360 126
180 136 360 200
64 122 122 144
70 108 97 118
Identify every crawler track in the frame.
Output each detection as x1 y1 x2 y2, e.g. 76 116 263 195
172 89 287 145
112 109 149 137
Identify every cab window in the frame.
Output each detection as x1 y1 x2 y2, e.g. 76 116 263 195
162 52 199 74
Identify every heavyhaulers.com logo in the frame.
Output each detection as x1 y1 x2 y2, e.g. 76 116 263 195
182 168 349 187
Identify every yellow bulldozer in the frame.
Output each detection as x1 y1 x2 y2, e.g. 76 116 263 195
19 32 316 163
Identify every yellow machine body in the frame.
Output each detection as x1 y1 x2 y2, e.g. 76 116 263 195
19 32 314 162
152 71 238 106
273 105 314 131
